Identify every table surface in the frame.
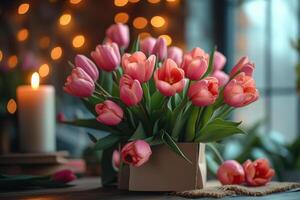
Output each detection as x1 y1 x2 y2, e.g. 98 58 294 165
0 178 300 200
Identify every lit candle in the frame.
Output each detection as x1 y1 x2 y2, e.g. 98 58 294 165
17 72 56 153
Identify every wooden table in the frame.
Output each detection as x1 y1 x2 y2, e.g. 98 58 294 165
0 178 300 200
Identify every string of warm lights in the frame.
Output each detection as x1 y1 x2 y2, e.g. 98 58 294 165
113 0 179 46
1 0 179 115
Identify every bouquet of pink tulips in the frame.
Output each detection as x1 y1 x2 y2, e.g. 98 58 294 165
63 23 259 167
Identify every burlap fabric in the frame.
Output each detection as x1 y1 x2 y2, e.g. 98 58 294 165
174 182 300 198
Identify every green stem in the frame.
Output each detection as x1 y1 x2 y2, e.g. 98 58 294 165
95 82 111 97
112 71 119 84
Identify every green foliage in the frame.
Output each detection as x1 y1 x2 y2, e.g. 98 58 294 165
195 118 245 143
130 36 140 53
93 134 122 151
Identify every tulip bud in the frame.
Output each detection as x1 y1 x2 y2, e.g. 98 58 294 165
91 43 121 72
75 54 99 81
106 23 130 49
213 51 227 71
95 100 124 126
63 68 95 97
243 159 275 186
152 37 167 60
121 140 152 167
119 75 143 106
112 150 121 171
224 72 259 107
122 51 156 83
167 46 183 66
140 37 156 55
230 56 255 77
154 59 186 96
211 70 229 87
188 77 219 106
217 160 245 185
52 170 76 183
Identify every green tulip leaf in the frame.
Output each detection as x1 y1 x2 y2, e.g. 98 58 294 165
185 106 200 142
195 118 246 143
87 132 98 144
150 91 164 110
63 119 120 134
161 130 192 164
82 96 103 116
93 134 122 151
99 71 113 93
129 122 146 141
130 35 140 53
142 83 151 111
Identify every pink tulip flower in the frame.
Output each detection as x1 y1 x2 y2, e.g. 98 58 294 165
91 43 120 72
190 47 210 61
52 169 76 183
121 140 152 167
140 37 156 55
211 70 229 87
122 51 156 83
154 58 186 96
217 160 245 185
181 47 209 80
243 159 275 186
224 72 259 107
230 56 255 77
119 74 143 106
64 68 95 97
112 150 121 171
106 23 129 49
213 51 227 71
75 54 99 81
95 100 124 126
188 77 219 106
152 37 167 60
167 46 183 66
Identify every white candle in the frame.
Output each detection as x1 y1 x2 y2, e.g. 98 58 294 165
17 72 56 153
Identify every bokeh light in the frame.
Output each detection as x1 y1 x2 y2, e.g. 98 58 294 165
160 34 172 46
114 12 129 24
17 28 29 42
0 50 3 62
39 36 51 49
7 55 18 69
59 13 72 26
147 0 160 4
114 0 128 7
50 46 62 60
133 17 148 29
18 3 30 15
69 0 82 4
139 32 151 40
39 64 50 78
72 35 85 48
151 16 165 28
7 99 17 114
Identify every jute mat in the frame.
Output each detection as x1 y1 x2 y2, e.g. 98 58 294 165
174 182 300 198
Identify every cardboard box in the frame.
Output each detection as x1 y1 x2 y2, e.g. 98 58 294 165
118 143 206 191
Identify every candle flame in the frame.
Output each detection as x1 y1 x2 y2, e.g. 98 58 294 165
31 72 40 89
